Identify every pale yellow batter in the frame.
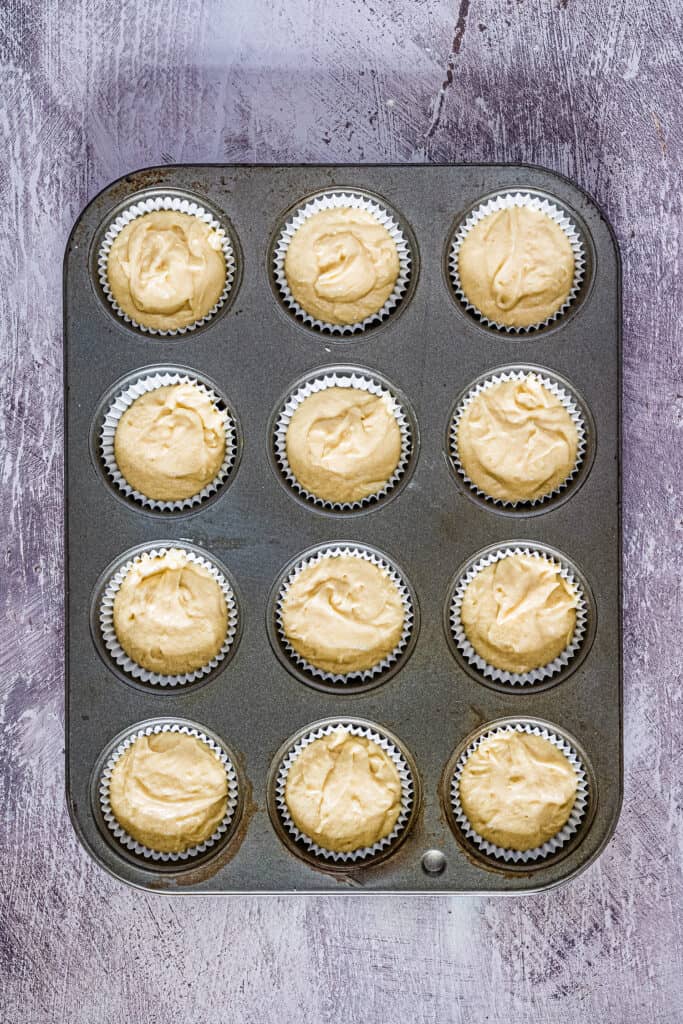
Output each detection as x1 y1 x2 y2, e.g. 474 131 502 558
459 730 578 851
109 731 228 853
281 555 405 674
458 205 575 328
285 728 402 852
285 387 402 503
107 210 226 331
113 550 228 675
457 375 578 502
284 206 400 325
114 382 226 502
461 554 577 674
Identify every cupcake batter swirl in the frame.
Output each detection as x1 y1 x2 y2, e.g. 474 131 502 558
285 386 402 504
113 550 228 676
460 553 578 674
457 374 578 503
284 728 402 852
107 210 226 331
458 205 575 328
109 731 228 853
281 555 405 674
459 730 578 851
284 207 400 325
114 382 226 502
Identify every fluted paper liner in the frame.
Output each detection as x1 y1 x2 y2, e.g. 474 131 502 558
448 192 585 332
449 545 587 686
100 370 237 511
99 545 238 687
273 191 412 334
273 370 413 511
449 368 587 508
275 721 414 863
99 721 239 862
275 545 415 685
97 194 236 335
450 721 589 864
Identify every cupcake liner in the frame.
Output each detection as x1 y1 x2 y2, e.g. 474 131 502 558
272 190 412 334
449 368 586 509
99 721 239 862
274 721 415 863
275 545 415 685
99 371 237 511
449 545 587 686
99 545 239 687
97 194 236 335
450 721 589 864
273 369 413 511
448 191 585 332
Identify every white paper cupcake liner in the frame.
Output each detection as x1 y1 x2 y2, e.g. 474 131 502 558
450 721 589 863
99 371 237 511
275 721 415 863
97 194 236 335
449 368 586 508
275 545 415 685
273 370 413 511
448 192 585 332
273 191 412 334
449 545 587 686
99 545 239 687
99 721 239 862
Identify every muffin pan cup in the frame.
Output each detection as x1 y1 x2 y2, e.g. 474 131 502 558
96 190 238 336
441 717 594 870
270 365 417 514
447 190 586 333
446 541 593 689
446 363 593 513
65 163 621 893
95 718 242 865
268 718 418 869
272 188 414 334
267 542 418 692
93 541 241 689
97 367 239 512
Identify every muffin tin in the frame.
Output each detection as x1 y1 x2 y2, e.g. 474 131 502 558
64 164 622 893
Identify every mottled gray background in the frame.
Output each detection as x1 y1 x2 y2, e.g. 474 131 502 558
1 1 682 1021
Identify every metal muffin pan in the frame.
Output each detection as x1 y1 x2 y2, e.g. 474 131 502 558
64 163 622 893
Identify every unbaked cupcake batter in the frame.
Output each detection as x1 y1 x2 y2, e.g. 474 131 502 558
281 555 405 674
457 374 578 502
457 205 575 328
113 549 228 676
285 727 402 852
109 731 228 853
459 730 578 851
285 386 402 503
107 210 226 331
114 382 226 502
284 206 400 325
460 553 577 674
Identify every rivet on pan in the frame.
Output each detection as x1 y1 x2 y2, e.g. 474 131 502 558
421 849 446 875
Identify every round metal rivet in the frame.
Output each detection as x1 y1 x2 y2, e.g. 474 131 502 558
421 849 446 875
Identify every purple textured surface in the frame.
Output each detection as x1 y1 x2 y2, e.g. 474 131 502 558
1 0 681 1020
